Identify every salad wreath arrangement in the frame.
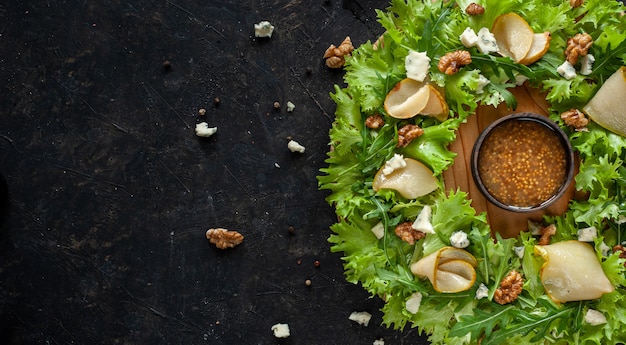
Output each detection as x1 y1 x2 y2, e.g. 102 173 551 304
317 0 626 344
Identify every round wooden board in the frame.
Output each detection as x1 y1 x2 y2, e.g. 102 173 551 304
442 84 579 238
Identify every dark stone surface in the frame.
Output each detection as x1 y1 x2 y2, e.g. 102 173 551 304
0 0 425 344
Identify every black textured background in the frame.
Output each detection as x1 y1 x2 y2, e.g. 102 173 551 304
0 0 426 344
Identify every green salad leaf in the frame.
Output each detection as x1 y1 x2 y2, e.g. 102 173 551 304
318 0 626 344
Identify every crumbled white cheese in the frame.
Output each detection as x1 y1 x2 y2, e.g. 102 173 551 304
577 226 598 242
286 101 296 112
373 339 385 345
405 292 423 314
528 220 542 236
382 154 406 176
475 74 490 94
371 221 385 240
405 50 431 82
348 311 372 326
580 54 595 76
476 27 499 54
195 122 217 137
271 323 290 338
584 309 608 326
515 73 529 86
514 246 525 259
287 140 305 153
475 283 489 300
600 241 611 257
450 230 470 248
254 21 275 38
617 215 626 224
459 27 479 48
557 60 577 80
412 205 435 234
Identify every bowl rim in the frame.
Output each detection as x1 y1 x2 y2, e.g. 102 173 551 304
470 112 575 213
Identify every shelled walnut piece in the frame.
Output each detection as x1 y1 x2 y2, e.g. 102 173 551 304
395 221 426 245
438 50 472 75
570 0 584 8
396 124 424 147
613 245 626 267
206 228 244 249
561 108 589 131
365 114 385 129
465 3 485 15
565 33 593 65
323 36 354 68
494 270 524 305
538 224 557 246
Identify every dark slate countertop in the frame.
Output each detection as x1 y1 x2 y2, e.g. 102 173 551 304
0 0 427 344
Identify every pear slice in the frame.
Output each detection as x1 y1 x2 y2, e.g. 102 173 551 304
535 241 614 303
438 246 478 267
384 78 430 119
583 66 626 137
420 84 449 122
436 260 477 293
519 32 551 65
411 247 477 293
372 157 438 199
492 12 535 63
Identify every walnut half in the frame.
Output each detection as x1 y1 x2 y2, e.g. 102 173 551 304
465 3 485 15
397 124 424 148
394 221 426 245
561 108 589 131
565 33 593 65
438 50 472 75
494 270 524 305
206 228 244 249
324 36 355 69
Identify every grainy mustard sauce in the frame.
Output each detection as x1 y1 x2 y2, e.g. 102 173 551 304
477 120 567 207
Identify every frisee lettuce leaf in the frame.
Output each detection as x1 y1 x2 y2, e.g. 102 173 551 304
318 0 626 344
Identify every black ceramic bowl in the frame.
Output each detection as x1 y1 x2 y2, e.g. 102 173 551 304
471 113 575 212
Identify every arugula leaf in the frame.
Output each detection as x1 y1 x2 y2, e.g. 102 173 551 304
449 304 515 341
483 298 578 345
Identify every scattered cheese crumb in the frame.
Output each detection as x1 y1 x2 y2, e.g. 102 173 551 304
577 226 598 242
475 283 489 300
405 292 423 314
195 122 217 137
287 140 305 153
412 205 435 234
514 246 525 259
557 60 577 80
528 220 542 236
515 74 529 86
476 27 499 54
254 21 275 38
405 50 431 82
450 230 470 248
373 339 385 345
286 101 296 112
459 27 479 48
475 74 490 94
600 241 610 257
348 311 372 326
382 154 406 175
584 309 607 326
580 54 595 76
270 323 290 338
371 221 385 240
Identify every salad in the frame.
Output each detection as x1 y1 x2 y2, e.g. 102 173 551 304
317 0 626 344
